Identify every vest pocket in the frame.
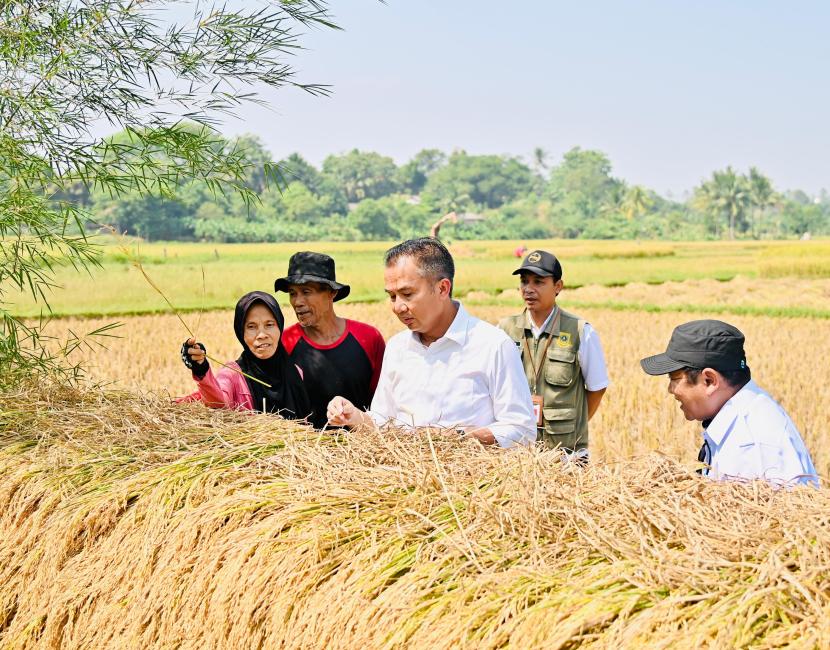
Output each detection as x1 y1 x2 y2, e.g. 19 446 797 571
544 347 576 387
542 407 576 434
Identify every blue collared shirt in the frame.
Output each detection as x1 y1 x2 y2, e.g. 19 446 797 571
700 380 818 487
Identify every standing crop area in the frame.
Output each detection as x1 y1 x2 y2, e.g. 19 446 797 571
37 283 830 475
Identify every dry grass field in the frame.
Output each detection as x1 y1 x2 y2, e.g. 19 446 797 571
551 276 830 316
38 277 830 477
2 384 829 649
4 271 830 648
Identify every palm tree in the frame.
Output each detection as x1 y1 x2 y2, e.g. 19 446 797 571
747 167 776 239
532 147 549 176
621 185 652 220
694 167 750 240
621 185 653 239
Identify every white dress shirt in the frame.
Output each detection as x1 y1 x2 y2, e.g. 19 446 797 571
370 302 537 448
700 380 818 487
529 309 609 392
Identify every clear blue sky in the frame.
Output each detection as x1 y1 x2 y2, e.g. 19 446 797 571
222 1 830 196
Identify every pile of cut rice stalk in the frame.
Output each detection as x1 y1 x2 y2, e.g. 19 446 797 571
1 383 828 649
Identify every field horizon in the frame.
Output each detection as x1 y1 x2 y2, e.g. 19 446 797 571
6 237 830 318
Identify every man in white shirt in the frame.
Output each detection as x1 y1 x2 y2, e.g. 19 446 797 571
498 249 609 458
641 319 818 487
327 237 536 448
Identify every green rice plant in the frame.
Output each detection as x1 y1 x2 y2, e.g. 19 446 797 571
588 245 675 260
10 239 830 317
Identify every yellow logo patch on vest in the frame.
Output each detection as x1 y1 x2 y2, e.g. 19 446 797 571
556 332 572 348
527 251 542 263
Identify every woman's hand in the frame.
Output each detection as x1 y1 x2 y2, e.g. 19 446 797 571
181 338 210 378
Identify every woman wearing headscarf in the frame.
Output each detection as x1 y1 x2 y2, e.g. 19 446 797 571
178 291 311 421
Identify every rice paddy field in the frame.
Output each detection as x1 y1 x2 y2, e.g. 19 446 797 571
3 239 830 648
6 238 830 317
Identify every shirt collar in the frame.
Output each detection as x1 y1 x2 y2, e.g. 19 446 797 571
525 307 558 337
704 380 761 445
443 301 470 345
409 301 470 348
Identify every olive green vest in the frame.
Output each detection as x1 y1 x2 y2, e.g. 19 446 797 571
498 308 589 452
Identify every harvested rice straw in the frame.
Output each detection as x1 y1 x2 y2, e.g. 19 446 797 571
1 382 829 649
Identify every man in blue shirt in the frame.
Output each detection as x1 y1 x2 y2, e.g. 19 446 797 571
641 319 818 487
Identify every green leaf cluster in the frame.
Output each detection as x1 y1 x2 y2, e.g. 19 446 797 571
0 0 339 378
80 138 829 245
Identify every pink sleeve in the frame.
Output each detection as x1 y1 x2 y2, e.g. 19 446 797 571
193 363 254 411
174 390 202 404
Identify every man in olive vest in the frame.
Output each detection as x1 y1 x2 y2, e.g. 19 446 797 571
498 250 608 459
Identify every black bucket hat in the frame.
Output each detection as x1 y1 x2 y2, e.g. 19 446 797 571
274 251 350 302
640 319 748 375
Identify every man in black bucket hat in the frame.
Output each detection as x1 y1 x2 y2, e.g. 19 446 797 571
276 251 385 429
641 319 817 486
275 251 351 302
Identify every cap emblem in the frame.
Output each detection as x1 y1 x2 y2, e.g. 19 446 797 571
527 251 542 263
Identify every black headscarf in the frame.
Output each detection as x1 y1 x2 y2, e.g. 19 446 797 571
233 291 311 421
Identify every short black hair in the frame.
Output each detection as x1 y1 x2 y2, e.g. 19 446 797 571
683 366 751 390
384 237 455 296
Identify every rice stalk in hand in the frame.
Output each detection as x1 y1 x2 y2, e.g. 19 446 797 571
112 231 271 389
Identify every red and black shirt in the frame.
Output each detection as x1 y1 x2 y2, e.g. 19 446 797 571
282 319 385 428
